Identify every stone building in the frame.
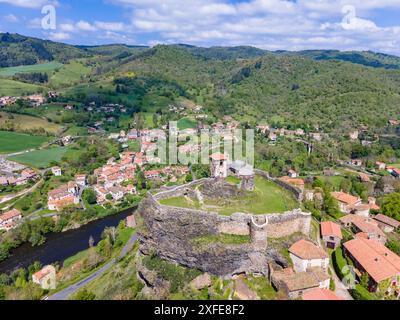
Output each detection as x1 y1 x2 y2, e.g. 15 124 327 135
210 153 228 178
228 160 255 191
32 265 56 290
289 239 329 273
320 221 342 249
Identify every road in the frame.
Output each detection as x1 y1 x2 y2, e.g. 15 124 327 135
47 233 138 300
0 178 43 206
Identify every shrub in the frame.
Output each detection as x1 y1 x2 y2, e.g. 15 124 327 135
332 247 347 280
350 285 376 300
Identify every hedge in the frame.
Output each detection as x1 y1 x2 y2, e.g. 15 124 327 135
332 247 347 280
350 285 376 300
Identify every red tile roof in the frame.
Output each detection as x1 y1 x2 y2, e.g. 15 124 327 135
0 209 22 223
279 176 305 186
289 239 328 260
373 214 400 229
331 192 360 206
210 153 227 161
303 288 343 300
343 237 400 283
321 221 343 239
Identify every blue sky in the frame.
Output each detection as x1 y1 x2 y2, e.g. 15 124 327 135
1 0 400 55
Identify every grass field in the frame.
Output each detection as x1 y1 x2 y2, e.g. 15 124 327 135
160 176 298 215
0 112 63 135
0 79 44 96
49 60 91 88
0 61 63 77
0 131 49 154
316 175 346 191
9 146 70 168
178 117 197 130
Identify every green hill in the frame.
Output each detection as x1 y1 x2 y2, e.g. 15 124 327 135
0 33 90 67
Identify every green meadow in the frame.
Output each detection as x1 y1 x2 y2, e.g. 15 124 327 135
0 131 49 154
0 61 63 77
9 146 70 168
0 79 44 96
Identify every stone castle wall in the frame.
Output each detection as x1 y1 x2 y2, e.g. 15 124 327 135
138 175 311 277
254 169 304 201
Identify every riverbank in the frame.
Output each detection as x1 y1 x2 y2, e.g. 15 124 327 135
0 206 136 274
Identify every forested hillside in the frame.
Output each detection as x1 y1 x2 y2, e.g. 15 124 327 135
0 33 89 67
2 33 400 132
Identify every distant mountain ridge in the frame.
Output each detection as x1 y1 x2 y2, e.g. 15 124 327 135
1 33 400 70
0 33 89 67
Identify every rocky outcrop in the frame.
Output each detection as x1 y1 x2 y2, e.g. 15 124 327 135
137 180 311 278
190 273 212 290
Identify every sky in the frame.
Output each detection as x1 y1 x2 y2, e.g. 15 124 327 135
0 0 400 55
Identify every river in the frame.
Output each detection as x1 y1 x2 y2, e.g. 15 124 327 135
0 208 135 274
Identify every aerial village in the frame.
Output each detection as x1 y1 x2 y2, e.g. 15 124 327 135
0 95 400 301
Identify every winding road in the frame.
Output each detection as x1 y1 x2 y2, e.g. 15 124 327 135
47 233 138 300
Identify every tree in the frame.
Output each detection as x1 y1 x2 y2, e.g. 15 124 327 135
83 189 97 205
381 193 400 221
73 289 96 300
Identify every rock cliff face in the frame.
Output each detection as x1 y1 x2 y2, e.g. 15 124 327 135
137 180 311 277
138 195 270 277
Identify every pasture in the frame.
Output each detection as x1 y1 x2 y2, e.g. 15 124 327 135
0 131 49 154
0 61 63 77
0 112 63 135
0 79 44 96
9 146 70 168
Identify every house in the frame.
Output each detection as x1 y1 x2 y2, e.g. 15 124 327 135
210 153 228 178
320 221 342 249
375 162 386 171
288 169 298 178
302 288 342 300
47 183 80 211
61 135 73 146
373 214 400 233
0 209 22 231
32 265 56 290
289 239 329 273
75 174 87 187
268 132 277 142
279 176 305 190
144 170 161 180
388 167 400 178
126 215 136 228
51 166 62 177
127 129 138 140
349 131 359 140
107 186 125 201
358 172 370 183
351 159 363 167
389 119 400 126
271 266 330 299
310 132 322 141
331 191 362 215
94 185 109 203
339 215 386 244
343 237 400 294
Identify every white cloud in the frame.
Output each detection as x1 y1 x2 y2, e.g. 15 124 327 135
48 31 70 41
0 0 57 8
3 14 19 23
75 20 97 32
16 0 399 55
94 21 126 32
